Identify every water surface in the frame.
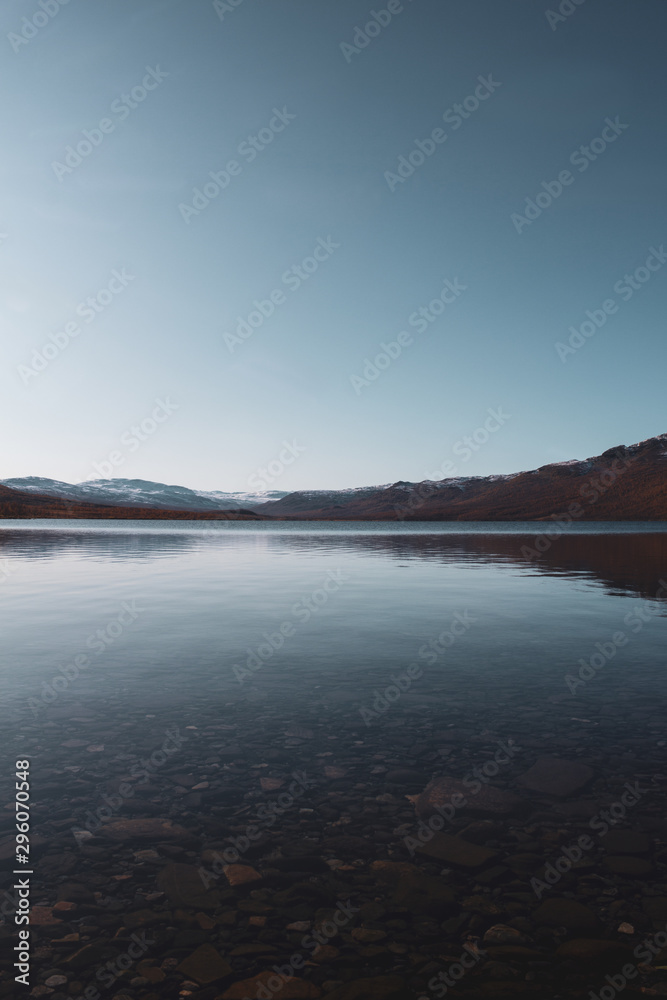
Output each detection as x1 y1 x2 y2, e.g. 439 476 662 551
2 520 666 723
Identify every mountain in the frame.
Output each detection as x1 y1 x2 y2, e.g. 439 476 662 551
0 483 267 521
0 477 288 511
1 434 666 520
255 434 667 520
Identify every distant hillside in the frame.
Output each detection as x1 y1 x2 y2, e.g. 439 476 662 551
0 485 266 520
252 434 667 520
0 477 287 511
1 434 665 520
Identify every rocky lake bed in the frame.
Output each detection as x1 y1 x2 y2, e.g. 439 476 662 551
2 673 667 1000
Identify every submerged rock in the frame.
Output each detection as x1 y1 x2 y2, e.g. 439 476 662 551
519 757 594 797
413 776 523 817
533 897 600 933
416 832 498 868
176 944 232 984
221 972 321 998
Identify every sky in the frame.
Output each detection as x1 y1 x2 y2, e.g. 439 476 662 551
1 0 666 492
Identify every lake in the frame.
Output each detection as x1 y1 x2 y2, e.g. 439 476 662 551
2 521 667 998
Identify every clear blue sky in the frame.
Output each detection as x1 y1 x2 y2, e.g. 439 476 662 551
1 0 665 491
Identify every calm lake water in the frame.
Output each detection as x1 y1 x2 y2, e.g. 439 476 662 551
4 521 667 999
2 520 666 724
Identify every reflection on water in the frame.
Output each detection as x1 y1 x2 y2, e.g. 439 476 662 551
1 520 666 601
1 521 666 725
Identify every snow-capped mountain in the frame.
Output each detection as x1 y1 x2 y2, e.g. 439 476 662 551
0 477 289 512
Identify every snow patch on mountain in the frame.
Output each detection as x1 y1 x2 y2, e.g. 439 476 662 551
0 477 289 511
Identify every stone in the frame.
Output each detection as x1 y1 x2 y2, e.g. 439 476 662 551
416 832 498 868
284 726 314 739
462 895 505 916
28 907 62 926
64 942 119 970
391 873 457 918
260 776 285 791
385 768 425 785
504 853 547 875
123 909 165 929
351 927 387 943
324 976 408 999
221 972 321 998
136 966 165 983
483 924 528 944
533 898 600 933
171 773 198 787
369 860 420 880
273 856 328 873
519 757 594 797
229 944 279 956
156 863 221 910
556 939 627 960
643 897 667 921
56 883 95 903
38 853 77 876
324 766 347 779
414 777 522 818
176 944 232 984
483 946 541 961
53 901 76 913
321 835 375 858
223 864 262 886
602 830 650 854
475 865 511 885
98 818 190 842
604 855 653 876
311 945 339 961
